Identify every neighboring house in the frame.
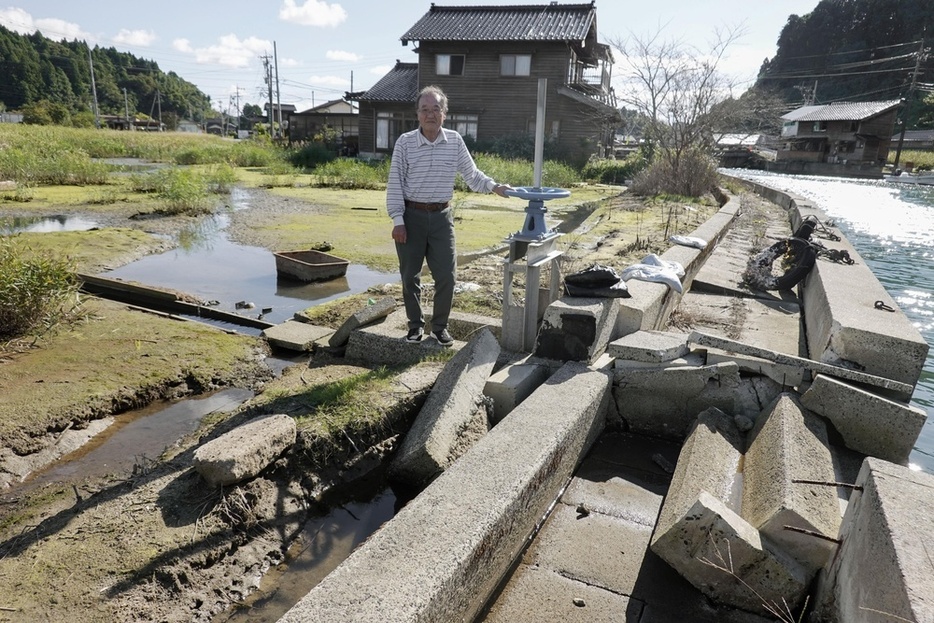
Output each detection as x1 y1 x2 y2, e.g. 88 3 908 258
289 99 359 153
348 2 619 165
777 100 901 166
264 103 297 132
892 129 934 152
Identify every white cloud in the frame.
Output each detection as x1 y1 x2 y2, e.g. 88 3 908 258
0 8 88 41
307 75 351 88
279 0 347 28
113 28 157 47
326 50 359 62
370 64 392 76
178 34 273 68
173 38 193 53
279 57 302 68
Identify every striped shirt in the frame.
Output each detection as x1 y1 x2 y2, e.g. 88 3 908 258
386 127 496 226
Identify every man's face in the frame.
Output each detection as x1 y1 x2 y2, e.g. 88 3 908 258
417 94 446 132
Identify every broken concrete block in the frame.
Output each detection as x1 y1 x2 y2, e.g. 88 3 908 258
814 458 934 623
705 347 805 387
651 491 810 613
328 296 396 347
483 360 550 424
800 374 927 464
606 330 690 363
613 362 742 438
535 296 619 363
262 320 333 352
743 393 841 573
389 328 501 488
193 413 296 486
654 407 744 537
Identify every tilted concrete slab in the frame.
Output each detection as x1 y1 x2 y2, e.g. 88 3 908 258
327 295 395 347
261 320 332 352
535 296 619 363
483 359 550 424
613 362 745 438
651 400 811 610
389 328 501 488
742 393 841 573
687 331 915 399
800 374 927 464
654 407 744 537
652 492 810 613
279 361 611 623
814 458 934 623
678 292 804 356
606 329 690 363
799 238 928 389
193 414 296 487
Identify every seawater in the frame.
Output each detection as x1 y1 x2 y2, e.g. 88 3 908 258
724 169 934 474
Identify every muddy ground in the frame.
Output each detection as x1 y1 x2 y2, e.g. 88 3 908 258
0 183 751 622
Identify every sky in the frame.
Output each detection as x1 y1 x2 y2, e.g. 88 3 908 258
1 0 822 115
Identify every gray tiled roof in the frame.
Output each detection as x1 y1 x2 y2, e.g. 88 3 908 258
782 100 902 122
357 62 419 103
400 3 596 43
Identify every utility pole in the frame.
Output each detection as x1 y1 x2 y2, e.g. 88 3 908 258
274 41 282 138
123 88 130 129
156 90 163 131
262 53 274 137
893 37 927 170
88 46 100 129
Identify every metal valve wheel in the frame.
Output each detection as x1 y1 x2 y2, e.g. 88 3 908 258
504 186 571 201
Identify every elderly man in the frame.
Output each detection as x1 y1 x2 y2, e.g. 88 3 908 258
386 85 512 346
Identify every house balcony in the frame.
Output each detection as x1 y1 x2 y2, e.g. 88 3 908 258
566 61 617 109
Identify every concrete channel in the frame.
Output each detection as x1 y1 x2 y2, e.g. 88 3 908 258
234 181 932 622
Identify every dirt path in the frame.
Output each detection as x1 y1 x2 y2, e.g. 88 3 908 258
0 183 764 622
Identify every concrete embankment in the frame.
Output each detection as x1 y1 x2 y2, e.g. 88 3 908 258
268 184 931 622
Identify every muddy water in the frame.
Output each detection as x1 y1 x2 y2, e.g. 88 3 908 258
102 188 398 326
216 487 397 623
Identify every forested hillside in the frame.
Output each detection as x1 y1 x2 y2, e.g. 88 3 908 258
0 25 212 129
757 0 934 127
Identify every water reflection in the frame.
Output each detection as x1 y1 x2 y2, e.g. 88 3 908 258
724 169 934 473
103 209 396 325
1 214 98 234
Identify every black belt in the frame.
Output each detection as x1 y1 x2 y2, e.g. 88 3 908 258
405 200 449 212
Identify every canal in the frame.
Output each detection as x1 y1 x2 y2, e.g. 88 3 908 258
724 169 934 474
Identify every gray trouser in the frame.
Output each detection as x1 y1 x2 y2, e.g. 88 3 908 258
395 207 456 332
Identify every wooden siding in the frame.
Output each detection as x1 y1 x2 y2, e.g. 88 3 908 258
357 39 615 163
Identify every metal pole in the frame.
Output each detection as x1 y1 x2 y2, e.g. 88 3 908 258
533 78 547 187
88 47 100 129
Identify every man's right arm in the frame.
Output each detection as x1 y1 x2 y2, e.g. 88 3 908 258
386 139 407 227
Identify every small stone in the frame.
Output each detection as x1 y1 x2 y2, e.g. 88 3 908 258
572 597 585 607
652 452 675 474
734 414 755 432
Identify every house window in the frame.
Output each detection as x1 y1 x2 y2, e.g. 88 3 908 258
812 121 827 132
448 113 478 139
500 54 531 76
376 112 409 150
437 54 465 76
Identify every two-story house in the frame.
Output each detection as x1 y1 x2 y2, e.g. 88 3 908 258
776 100 901 172
348 2 619 166
289 99 359 154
